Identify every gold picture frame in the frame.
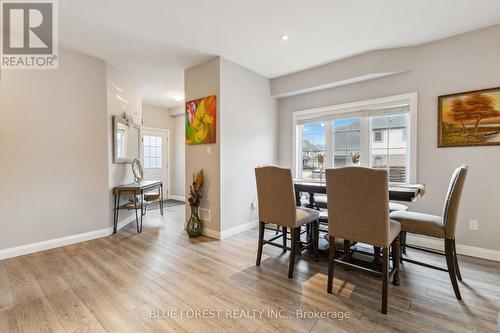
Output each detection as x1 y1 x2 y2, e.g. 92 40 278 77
438 87 500 148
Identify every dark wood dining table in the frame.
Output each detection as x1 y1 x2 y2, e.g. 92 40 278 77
294 179 424 208
292 179 425 268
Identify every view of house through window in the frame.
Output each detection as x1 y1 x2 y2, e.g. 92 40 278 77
333 118 361 168
298 105 411 183
301 122 326 180
369 114 409 183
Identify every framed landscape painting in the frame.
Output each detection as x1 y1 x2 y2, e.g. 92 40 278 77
438 87 500 147
185 95 216 145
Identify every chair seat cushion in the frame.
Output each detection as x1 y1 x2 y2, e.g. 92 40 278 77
389 211 445 238
296 207 320 225
389 220 402 243
389 202 408 212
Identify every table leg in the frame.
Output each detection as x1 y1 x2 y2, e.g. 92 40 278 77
113 193 120 234
160 184 164 215
308 192 315 209
295 190 301 206
374 247 382 265
134 195 143 233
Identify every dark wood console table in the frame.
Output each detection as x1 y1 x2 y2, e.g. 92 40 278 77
113 180 164 234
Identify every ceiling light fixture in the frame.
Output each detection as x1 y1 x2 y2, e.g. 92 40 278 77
171 93 185 101
280 34 289 41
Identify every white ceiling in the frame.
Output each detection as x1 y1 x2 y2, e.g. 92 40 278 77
59 0 500 108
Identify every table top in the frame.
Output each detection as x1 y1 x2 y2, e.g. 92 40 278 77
113 180 162 194
293 179 425 202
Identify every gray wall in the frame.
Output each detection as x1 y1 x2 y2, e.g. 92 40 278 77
106 65 143 227
0 48 109 250
172 113 186 198
275 25 500 251
142 104 174 198
184 57 278 236
219 58 278 232
142 104 186 199
184 57 221 232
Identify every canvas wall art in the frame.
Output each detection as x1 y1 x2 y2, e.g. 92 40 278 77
185 95 216 145
438 87 500 147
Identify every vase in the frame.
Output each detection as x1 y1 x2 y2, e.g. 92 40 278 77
186 204 202 238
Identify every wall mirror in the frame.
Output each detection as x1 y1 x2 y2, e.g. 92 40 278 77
113 115 141 163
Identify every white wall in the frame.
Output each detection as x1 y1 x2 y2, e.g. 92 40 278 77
219 58 278 233
275 25 500 251
0 48 109 250
171 110 186 199
106 64 143 226
143 104 175 131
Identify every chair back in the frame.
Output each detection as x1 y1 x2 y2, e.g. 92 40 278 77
255 166 297 228
326 167 391 248
443 165 468 239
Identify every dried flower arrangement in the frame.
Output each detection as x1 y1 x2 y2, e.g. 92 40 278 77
188 169 204 207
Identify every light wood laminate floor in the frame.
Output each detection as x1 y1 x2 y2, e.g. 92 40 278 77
1 205 499 332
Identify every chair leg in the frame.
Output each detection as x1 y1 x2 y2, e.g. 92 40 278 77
282 226 287 253
256 222 265 266
344 240 351 260
452 239 462 281
445 238 462 300
312 221 319 262
327 236 335 293
373 247 382 265
275 224 280 235
392 236 401 286
382 247 389 314
401 231 407 255
288 228 297 279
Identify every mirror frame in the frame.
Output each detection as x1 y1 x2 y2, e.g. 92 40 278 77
112 115 142 164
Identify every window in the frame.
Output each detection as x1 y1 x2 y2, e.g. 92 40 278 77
294 93 417 183
369 114 409 183
300 122 326 179
333 118 361 167
143 135 162 169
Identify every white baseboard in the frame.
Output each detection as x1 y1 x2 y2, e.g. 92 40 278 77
201 220 259 240
406 234 500 262
0 216 136 261
221 220 259 239
168 195 185 201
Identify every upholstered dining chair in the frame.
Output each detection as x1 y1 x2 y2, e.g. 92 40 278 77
390 165 468 300
255 166 320 278
326 167 401 314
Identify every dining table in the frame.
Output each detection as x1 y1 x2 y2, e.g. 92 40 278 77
294 179 425 208
292 179 426 268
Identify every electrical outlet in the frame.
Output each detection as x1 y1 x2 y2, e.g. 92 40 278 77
206 146 212 155
251 202 256 210
469 219 479 231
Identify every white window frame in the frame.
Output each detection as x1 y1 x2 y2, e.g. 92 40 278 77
292 92 418 183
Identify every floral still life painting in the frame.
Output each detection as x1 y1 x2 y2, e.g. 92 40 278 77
438 87 500 147
186 95 216 145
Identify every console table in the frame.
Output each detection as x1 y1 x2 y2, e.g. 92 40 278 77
113 180 164 234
